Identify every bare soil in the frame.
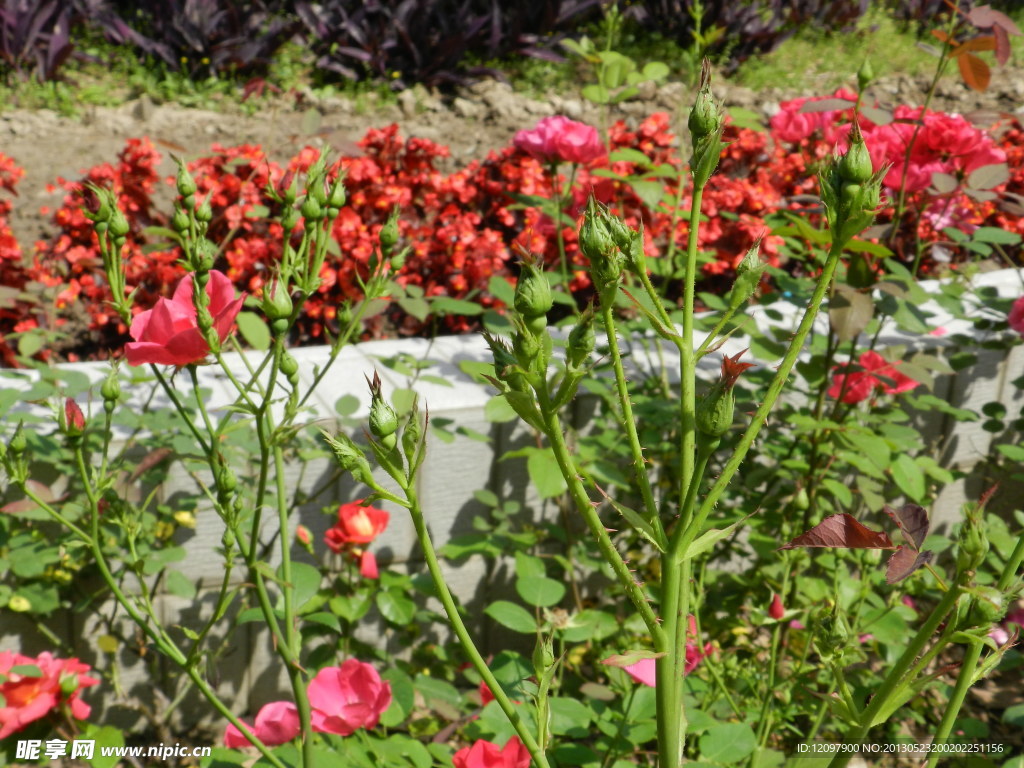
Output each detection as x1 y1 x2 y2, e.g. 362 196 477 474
3 68 1023 249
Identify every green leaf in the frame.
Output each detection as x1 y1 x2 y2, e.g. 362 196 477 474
829 286 874 342
527 448 568 498
699 723 757 764
514 551 546 579
283 562 322 611
560 608 618 642
380 667 415 728
821 478 853 507
430 297 483 316
335 394 360 416
682 515 751 561
165 570 197 600
82 724 126 768
235 311 271 350
890 454 926 502
549 697 593 737
302 612 341 632
485 600 536 633
376 590 416 625
515 576 566 607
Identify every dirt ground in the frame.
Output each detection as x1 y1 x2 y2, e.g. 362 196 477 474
2 67 1023 249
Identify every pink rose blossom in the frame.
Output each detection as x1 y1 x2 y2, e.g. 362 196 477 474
513 116 605 165
125 270 244 367
453 736 531 768
307 660 391 736
224 701 300 748
1009 296 1024 336
607 616 711 688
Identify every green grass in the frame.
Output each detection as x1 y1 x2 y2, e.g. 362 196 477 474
2 3 1023 118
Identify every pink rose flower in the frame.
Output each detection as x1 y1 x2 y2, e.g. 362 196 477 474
0 651 98 740
307 660 391 736
224 701 300 748
453 736 531 768
513 116 605 165
607 617 711 689
1009 296 1024 336
125 270 244 367
828 350 920 404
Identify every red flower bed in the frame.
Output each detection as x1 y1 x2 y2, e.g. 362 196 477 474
1 100 1022 366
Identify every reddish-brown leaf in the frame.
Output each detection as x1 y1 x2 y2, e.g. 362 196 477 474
886 547 935 584
885 503 930 551
931 29 952 44
958 52 991 91
780 514 895 551
968 6 1023 37
994 25 1011 66
953 35 997 54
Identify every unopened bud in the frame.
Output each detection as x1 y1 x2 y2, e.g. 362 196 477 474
63 398 86 438
9 421 27 454
280 352 299 378
108 209 130 238
328 180 347 209
514 259 552 321
857 58 875 92
195 197 213 223
300 197 323 221
367 371 399 449
322 431 376 488
176 162 198 197
696 351 754 439
172 208 190 233
567 305 595 368
688 84 722 139
262 277 293 322
768 593 785 620
379 207 400 257
101 370 121 403
839 122 873 184
957 511 989 573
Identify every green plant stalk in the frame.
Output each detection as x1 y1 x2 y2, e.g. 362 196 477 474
997 528 1024 591
654 172 706 768
538 392 664 639
825 583 961 768
756 554 794 749
676 238 846 558
25 463 287 768
925 638 983 768
402 485 551 768
600 302 662 529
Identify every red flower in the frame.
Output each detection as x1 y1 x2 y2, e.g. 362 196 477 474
0 651 98 740
827 350 920 404
513 116 605 166
453 736 531 768
1010 296 1024 336
64 398 85 434
224 701 300 748
324 500 389 551
768 593 785 620
307 660 392 736
124 270 244 366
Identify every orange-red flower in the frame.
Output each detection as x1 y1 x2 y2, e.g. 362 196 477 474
0 651 98 739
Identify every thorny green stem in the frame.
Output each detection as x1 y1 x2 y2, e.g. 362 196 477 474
925 638 983 768
825 584 961 768
403 485 552 768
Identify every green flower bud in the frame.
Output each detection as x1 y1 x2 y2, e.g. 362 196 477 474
172 208 190 233
567 305 595 369
217 464 237 494
379 206 400 257
309 180 328 207
262 278 293 322
578 197 616 265
857 58 875 92
195 197 213 223
322 430 376 488
514 259 553 321
688 84 722 139
280 352 299 378
957 514 989 573
533 633 555 679
300 197 323 221
9 421 27 455
367 371 399 449
968 586 1006 626
328 180 347 209
101 370 121 403
696 351 754 439
513 322 543 371
839 122 873 184
108 209 130 238
390 247 407 272
793 487 810 511
812 608 850 661
176 162 198 197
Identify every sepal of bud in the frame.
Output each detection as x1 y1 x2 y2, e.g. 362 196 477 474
728 240 767 309
101 369 121 403
379 206 400 257
172 208 190 233
108 209 130 238
688 61 723 140
514 257 553 321
567 305 595 369
696 351 754 439
839 122 873 185
328 179 347 209
176 161 198 197
262 277 293 322
300 197 323 221
322 431 376 489
9 421 27 455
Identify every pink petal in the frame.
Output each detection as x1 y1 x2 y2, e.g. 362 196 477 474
622 658 657 687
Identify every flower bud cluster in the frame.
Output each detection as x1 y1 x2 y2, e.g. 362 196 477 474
819 120 886 249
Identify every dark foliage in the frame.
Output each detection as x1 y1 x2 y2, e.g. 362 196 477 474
93 0 300 77
293 0 604 90
624 0 870 72
0 0 74 81
882 0 973 32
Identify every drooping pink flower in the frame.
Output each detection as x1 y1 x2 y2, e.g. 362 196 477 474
827 350 920 404
622 658 657 687
307 660 392 736
0 652 98 740
358 550 379 579
768 593 785 620
1009 296 1024 336
513 116 605 165
605 616 711 689
989 607 1024 646
452 736 531 768
224 701 300 748
124 270 244 367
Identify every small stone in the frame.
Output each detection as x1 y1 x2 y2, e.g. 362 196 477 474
453 97 485 119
